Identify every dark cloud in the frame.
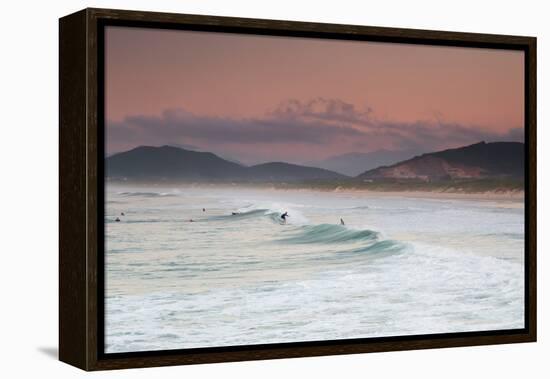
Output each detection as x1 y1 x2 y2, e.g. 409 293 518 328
268 98 524 148
269 98 373 125
107 97 524 159
110 106 363 145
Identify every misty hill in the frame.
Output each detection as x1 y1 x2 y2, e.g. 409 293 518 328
106 145 346 181
358 142 524 181
309 149 421 176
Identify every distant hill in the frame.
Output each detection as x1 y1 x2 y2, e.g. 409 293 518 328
248 162 347 181
357 142 524 181
106 146 245 180
168 143 201 151
309 149 421 176
166 144 245 165
106 145 346 181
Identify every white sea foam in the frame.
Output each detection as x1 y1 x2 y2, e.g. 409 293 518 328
104 186 525 353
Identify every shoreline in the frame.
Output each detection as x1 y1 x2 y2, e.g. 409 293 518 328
107 181 524 202
246 186 525 201
329 188 524 201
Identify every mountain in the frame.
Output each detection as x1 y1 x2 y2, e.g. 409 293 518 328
308 149 421 176
248 162 347 181
106 145 245 180
167 144 245 165
357 142 524 180
106 145 346 181
168 143 201 151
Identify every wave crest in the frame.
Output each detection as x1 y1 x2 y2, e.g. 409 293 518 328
278 223 379 244
117 191 179 198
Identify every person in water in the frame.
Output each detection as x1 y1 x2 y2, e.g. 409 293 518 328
281 211 289 223
120 212 125 216
340 218 345 225
115 217 120 222
202 208 206 212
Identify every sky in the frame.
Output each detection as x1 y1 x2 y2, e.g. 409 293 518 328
105 26 524 165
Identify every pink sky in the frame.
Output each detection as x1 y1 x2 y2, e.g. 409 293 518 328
105 26 524 164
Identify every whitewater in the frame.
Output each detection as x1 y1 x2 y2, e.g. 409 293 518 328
105 185 524 353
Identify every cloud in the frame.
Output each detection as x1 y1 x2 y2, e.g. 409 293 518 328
107 97 524 158
268 98 524 149
109 106 363 145
269 97 373 125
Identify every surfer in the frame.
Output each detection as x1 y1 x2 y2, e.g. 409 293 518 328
231 212 239 216
340 218 345 225
281 211 289 223
189 219 194 222
120 212 125 216
115 217 120 222
202 208 206 212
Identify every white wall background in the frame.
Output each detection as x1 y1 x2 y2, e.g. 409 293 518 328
0 0 547 377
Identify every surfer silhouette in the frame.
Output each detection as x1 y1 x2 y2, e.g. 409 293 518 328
340 218 345 225
115 217 120 222
281 211 289 223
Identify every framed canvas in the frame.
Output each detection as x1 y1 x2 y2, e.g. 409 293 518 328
59 8 537 371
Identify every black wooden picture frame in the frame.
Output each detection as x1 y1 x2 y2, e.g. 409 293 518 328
59 8 536 371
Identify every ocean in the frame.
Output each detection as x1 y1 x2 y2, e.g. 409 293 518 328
104 185 525 353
